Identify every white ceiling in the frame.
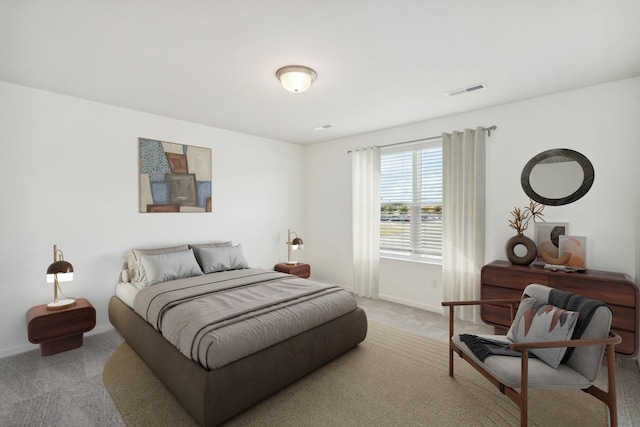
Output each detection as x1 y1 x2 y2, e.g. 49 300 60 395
2 1 639 144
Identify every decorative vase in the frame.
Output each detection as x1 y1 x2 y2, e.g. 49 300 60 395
505 234 537 265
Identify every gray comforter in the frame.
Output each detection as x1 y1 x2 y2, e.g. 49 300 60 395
133 268 357 370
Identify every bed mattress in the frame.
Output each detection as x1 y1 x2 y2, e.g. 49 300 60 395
123 268 358 370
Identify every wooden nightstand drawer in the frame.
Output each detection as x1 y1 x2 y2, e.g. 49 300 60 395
27 298 96 355
274 262 311 279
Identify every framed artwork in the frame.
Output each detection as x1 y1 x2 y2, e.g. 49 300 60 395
139 138 212 213
559 236 587 268
534 222 568 263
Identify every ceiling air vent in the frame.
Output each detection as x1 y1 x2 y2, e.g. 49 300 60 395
447 83 487 96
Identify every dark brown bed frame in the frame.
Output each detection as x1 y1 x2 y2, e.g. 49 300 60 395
108 296 368 426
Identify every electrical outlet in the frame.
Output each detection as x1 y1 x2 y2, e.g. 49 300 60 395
432 279 439 288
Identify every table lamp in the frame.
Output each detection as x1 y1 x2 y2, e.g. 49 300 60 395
46 244 75 310
286 229 304 265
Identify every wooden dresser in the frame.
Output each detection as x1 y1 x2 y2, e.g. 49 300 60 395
481 260 639 357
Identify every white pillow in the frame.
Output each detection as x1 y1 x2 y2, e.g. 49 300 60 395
137 249 203 287
120 269 130 283
194 244 249 273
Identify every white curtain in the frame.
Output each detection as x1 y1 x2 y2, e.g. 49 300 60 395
442 128 486 322
351 146 381 298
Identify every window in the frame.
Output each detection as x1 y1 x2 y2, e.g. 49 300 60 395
380 140 442 262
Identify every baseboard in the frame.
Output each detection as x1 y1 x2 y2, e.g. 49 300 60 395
335 282 443 314
377 293 442 314
0 343 34 358
0 324 117 359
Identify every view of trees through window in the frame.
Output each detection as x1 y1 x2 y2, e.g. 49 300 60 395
380 142 443 261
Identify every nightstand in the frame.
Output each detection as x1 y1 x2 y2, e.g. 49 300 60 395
274 262 311 279
27 298 96 356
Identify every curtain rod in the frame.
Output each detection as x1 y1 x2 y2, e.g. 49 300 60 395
347 125 496 154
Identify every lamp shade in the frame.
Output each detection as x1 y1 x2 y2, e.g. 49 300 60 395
47 260 74 283
46 244 76 309
291 237 304 250
276 66 317 93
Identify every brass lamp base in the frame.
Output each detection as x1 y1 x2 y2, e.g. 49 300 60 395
46 299 76 310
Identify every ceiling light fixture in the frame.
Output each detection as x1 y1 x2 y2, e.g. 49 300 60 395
276 65 317 93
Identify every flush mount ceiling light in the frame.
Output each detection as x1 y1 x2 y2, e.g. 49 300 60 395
276 65 317 93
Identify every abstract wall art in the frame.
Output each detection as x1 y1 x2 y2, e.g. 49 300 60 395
534 222 568 263
559 235 587 268
139 138 212 213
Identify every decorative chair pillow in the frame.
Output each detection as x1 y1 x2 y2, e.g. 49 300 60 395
507 297 579 368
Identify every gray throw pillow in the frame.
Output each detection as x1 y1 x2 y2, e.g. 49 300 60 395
123 244 189 283
137 249 203 287
194 244 249 273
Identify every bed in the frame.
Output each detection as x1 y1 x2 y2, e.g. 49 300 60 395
108 243 368 426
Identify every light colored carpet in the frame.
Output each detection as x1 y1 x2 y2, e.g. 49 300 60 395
103 321 608 426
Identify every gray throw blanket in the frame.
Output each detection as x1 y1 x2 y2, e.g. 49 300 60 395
548 288 610 362
459 334 527 362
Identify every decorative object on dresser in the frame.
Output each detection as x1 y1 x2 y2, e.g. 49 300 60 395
46 244 75 309
505 201 544 266
27 298 96 356
481 260 639 356
274 262 311 278
558 235 586 268
534 221 568 265
285 229 304 264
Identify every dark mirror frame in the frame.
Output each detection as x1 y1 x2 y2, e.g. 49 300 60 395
521 148 594 206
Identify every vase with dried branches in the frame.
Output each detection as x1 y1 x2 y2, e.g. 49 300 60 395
505 200 545 265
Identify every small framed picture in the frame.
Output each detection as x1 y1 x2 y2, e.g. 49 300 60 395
559 236 587 268
534 222 569 263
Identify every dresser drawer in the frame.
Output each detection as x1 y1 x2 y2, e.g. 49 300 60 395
482 268 549 291
549 276 637 308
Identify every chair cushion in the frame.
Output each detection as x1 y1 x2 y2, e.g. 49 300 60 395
506 297 579 368
452 334 592 389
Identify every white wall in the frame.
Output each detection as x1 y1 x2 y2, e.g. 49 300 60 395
306 77 640 312
3 77 638 356
0 81 306 356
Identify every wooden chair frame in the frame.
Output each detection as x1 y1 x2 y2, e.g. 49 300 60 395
442 298 622 427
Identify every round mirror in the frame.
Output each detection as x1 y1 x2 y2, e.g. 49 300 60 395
521 149 594 206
